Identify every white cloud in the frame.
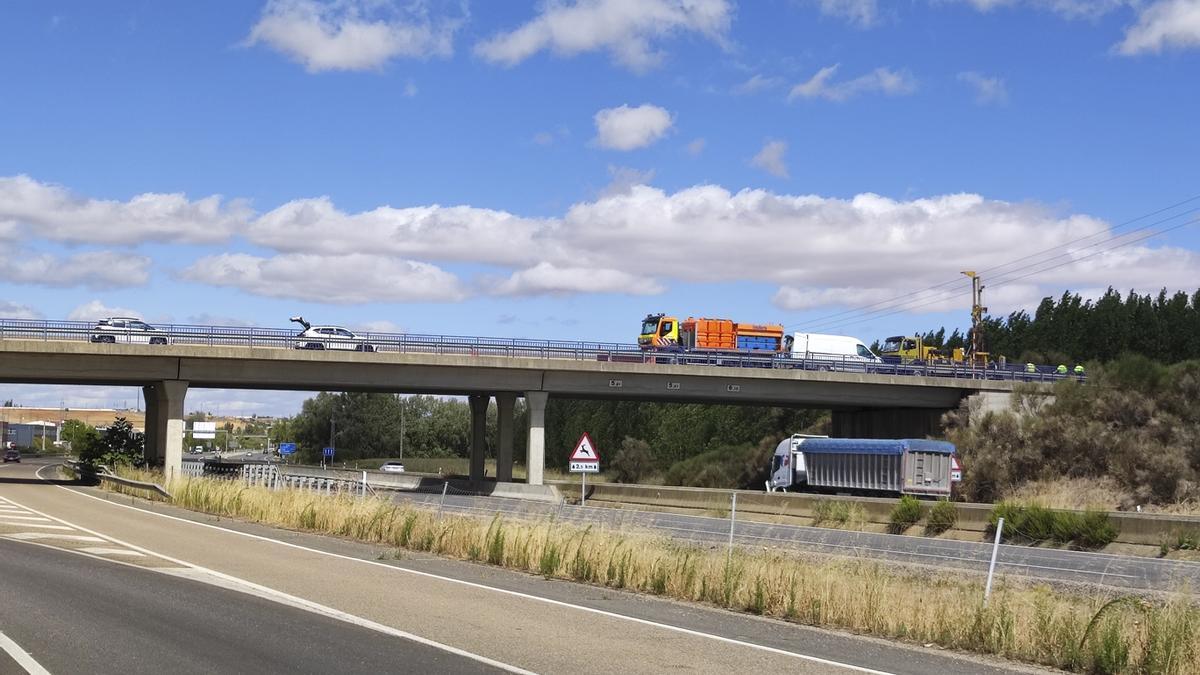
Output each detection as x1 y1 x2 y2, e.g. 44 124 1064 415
247 0 458 73
246 196 552 267
947 0 1128 18
788 64 917 102
69 300 144 321
815 0 880 27
180 253 466 304
732 73 783 95
751 139 789 178
491 262 663 296
0 251 150 289
474 0 733 72
593 104 674 150
403 79 418 97
176 180 1199 307
0 175 249 245
601 166 657 197
532 126 570 146
686 138 707 156
958 71 1009 104
0 300 43 320
1117 0 1200 55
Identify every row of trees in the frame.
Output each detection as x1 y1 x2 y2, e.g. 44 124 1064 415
280 391 825 487
886 288 1200 366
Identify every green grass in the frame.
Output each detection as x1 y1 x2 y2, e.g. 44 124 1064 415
989 502 1118 550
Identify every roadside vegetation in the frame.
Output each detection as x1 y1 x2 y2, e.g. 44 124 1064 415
947 354 1200 510
101 467 1200 674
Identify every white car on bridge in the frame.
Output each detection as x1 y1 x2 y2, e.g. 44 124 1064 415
290 317 375 352
89 317 169 345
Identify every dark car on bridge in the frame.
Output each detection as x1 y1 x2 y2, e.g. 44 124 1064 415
3 448 19 463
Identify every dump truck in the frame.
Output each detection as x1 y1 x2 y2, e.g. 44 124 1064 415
768 436 961 497
638 314 785 353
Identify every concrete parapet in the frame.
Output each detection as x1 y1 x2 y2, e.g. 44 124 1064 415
555 482 1199 547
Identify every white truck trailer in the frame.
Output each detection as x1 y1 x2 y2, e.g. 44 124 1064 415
768 436 961 497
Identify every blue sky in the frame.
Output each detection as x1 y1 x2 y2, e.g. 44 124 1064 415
1 0 1198 414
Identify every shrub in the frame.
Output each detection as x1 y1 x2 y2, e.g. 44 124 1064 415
611 437 655 484
888 495 922 534
989 502 1117 550
925 499 958 535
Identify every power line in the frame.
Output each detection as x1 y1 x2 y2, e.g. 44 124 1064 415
816 216 1200 334
786 193 1200 331
804 207 1198 332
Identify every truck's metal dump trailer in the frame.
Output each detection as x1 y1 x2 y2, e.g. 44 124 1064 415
769 436 959 497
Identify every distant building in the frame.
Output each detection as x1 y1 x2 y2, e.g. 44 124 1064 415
3 420 58 449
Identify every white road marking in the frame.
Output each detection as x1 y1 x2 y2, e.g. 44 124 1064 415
0 523 75 531
5 532 106 542
39 466 892 675
0 630 51 675
5 490 537 675
0 514 53 521
78 547 147 557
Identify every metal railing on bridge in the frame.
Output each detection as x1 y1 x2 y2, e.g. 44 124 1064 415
0 318 1073 383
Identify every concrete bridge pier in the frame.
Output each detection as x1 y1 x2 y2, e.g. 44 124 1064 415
468 394 488 481
524 391 548 486
495 392 517 482
143 380 188 481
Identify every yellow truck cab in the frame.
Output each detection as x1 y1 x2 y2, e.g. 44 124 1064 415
639 314 679 349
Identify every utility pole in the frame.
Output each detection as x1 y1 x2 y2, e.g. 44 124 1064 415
962 271 987 360
329 417 336 469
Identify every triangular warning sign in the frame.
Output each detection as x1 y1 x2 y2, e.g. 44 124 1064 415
569 433 600 462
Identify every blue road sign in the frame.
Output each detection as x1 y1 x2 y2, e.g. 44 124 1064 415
278 442 296 455
323 447 334 458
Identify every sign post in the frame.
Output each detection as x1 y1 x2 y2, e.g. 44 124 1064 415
322 446 334 469
568 433 600 506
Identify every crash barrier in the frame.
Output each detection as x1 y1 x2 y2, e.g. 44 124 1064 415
0 317 1070 383
550 481 1200 547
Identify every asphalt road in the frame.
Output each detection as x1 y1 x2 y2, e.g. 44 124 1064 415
0 538 500 675
0 459 1041 675
390 487 1200 593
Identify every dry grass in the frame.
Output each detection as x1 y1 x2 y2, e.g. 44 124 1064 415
1008 477 1200 517
107 467 1200 674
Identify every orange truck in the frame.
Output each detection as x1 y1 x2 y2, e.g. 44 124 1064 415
638 314 786 353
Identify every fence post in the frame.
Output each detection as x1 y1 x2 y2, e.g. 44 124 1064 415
727 491 738 566
984 517 1004 606
438 481 449 518
361 471 367 498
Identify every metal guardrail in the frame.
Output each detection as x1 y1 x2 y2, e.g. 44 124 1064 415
0 318 1073 383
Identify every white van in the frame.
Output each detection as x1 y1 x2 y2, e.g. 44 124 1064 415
788 333 881 370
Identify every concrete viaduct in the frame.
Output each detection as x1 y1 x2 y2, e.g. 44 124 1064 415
0 340 1020 484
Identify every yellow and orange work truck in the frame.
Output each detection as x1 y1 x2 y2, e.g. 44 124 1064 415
638 314 786 354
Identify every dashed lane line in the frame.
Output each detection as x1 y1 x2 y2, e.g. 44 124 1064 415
78 547 147 557
5 532 107 542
